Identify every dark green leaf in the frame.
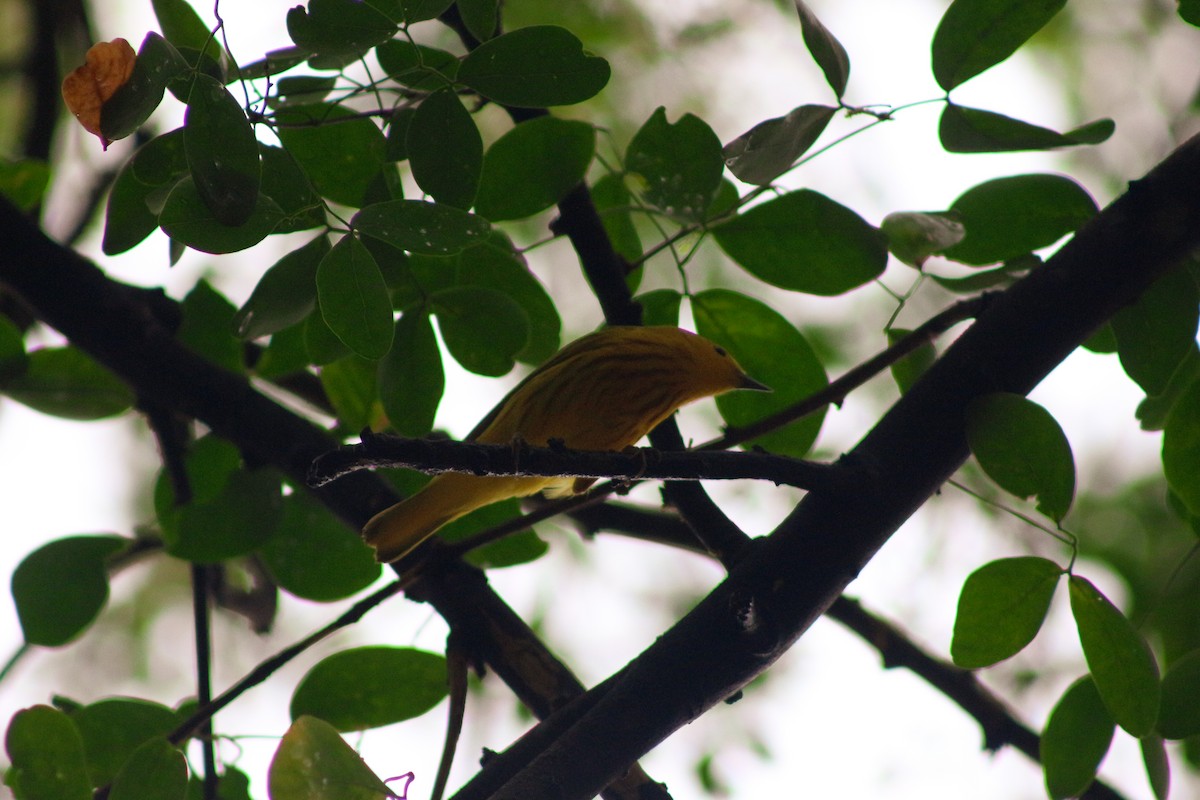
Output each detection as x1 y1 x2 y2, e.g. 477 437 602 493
259 492 380 601
259 144 326 233
407 89 483 209
316 235 394 359
636 289 682 327
966 393 1075 521
159 176 283 253
927 257 1033 293
950 556 1062 668
1158 648 1200 739
384 107 414 161
305 308 352 365
693 289 828 456
268 716 392 799
454 235 561 364
1181 0 1200 26
234 235 329 339
2 347 133 420
475 117 595 221
1069 575 1161 736
591 173 642 262
178 280 242 372
722 104 836 186
887 328 936 394
235 47 309 82
940 103 1114 153
101 33 189 145
626 107 723 220
321 355 379 430
272 75 337 107
1041 677 1115 800
5 706 91 800
943 173 1097 265
286 0 398 59
355 199 491 256
931 0 1067 91
458 0 499 40
432 286 529 376
291 647 448 731
12 536 125 646
1112 267 1200 396
375 41 459 91
1141 734 1170 800
435 498 549 568
397 0 455 24
794 2 850 98
72 698 180 787
0 158 50 211
378 311 444 436
880 211 966 268
109 737 187 800
103 130 188 255
458 25 611 107
713 190 887 295
162 466 284 562
0 316 26 384
275 104 387 208
255 322 311 378
1164 375 1200 515
151 0 225 66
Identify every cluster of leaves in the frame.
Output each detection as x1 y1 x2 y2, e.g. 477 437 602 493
1 0 1198 798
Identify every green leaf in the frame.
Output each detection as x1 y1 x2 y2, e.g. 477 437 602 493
160 461 284 562
1041 677 1115 800
378 311 444 436
234 235 329 339
259 492 380 602
2 347 134 420
458 25 611 107
354 199 492 254
100 33 188 146
1158 648 1200 739
1069 575 1161 736
432 286 529 376
712 190 887 295
103 129 188 255
286 0 398 59
260 144 326 233
943 174 1097 266
179 279 242 372
1141 734 1170 800
159 176 283 254
375 41 459 91
275 104 387 208
637 289 683 328
272 75 337 107
151 0 225 66
887 328 936 393
965 393 1075 522
0 158 50 211
305 309 351 365
291 647 448 731
458 0 499 40
1111 267 1200 396
434 498 549 568
475 117 595 221
316 235 395 359
109 737 188 800
454 235 561 364
722 104 836 186
71 698 180 787
794 2 850 98
5 706 91 800
321 355 379 430
950 556 1062 668
625 107 723 220
397 0 455 24
880 211 966 268
693 289 828 456
931 0 1067 91
12 536 125 646
591 172 642 262
1164 375 1200 515
939 103 1114 153
407 88 483 209
0 315 27 384
1138 345 1200 432
268 716 393 799
1181 0 1200 26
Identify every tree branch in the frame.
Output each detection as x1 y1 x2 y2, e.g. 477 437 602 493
475 133 1200 799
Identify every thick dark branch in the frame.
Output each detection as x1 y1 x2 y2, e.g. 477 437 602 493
308 432 840 492
480 133 1200 799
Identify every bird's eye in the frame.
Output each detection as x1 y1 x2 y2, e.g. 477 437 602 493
714 346 728 357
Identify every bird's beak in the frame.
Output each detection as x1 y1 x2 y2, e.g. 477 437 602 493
738 373 771 392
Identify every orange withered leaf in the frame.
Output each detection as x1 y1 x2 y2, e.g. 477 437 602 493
61 38 137 149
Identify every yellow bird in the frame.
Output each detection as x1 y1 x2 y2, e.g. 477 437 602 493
362 325 769 562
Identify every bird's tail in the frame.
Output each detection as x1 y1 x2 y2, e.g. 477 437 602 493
362 478 468 563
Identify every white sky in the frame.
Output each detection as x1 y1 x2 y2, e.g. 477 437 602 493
2 1 1197 799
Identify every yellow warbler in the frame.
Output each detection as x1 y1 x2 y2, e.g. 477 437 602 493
362 325 768 562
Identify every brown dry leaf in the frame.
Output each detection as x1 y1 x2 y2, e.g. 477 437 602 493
61 38 137 149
